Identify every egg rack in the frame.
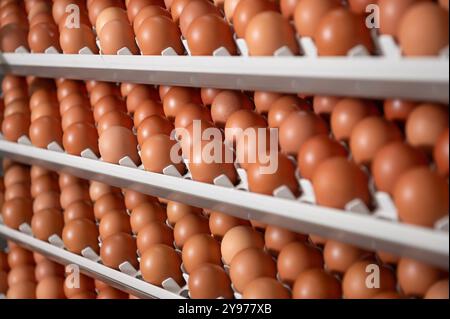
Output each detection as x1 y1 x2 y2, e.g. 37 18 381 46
0 53 448 103
0 139 448 270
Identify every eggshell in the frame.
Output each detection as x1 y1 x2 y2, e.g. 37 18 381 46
163 87 201 121
7 265 35 287
180 0 221 37
268 95 309 128
378 0 427 37
292 269 341 299
59 24 98 54
63 274 95 298
188 264 233 299
62 218 99 254
1 113 30 142
254 91 282 115
35 260 64 282
124 189 156 211
98 126 140 165
4 183 31 201
94 193 126 220
209 211 249 239
7 247 34 268
425 279 449 299
31 175 59 198
89 181 121 202
133 5 171 34
166 201 202 226
64 201 95 223
60 183 90 209
170 0 192 22
2 75 26 93
127 0 165 23
383 99 417 123
28 22 60 53
63 122 99 156
88 0 125 26
136 222 174 253
434 129 449 177
52 0 86 24
324 240 369 274
31 103 61 122
97 111 133 135
182 233 221 274
224 0 241 21
97 287 129 299
126 85 159 114
33 191 62 212
99 20 139 55
4 164 30 187
141 134 186 174
59 94 90 114
293 0 340 38
174 103 212 132
174 214 210 248
243 277 291 299
2 198 33 230
221 225 264 265
140 244 183 286
130 201 166 233
35 277 65 299
211 90 253 128
313 96 340 116
397 258 444 297
29 116 63 148
133 100 164 127
7 282 37 299
0 24 29 52
99 211 132 240
89 82 120 106
265 225 307 256
58 173 83 189
348 0 376 14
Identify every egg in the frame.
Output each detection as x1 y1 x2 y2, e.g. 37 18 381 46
372 142 427 194
179 0 221 37
133 100 164 127
63 274 95 298
393 167 449 227
2 75 26 93
99 211 132 240
377 250 400 265
60 183 90 209
93 95 127 122
59 94 90 115
124 189 156 211
331 98 378 142
434 129 449 177
280 0 300 19
254 91 282 115
243 277 291 299
348 0 376 14
126 85 159 114
293 0 340 38
28 23 60 53
88 0 125 26
58 173 83 189
268 95 309 128
247 154 300 196
323 240 370 274
398 2 449 56
30 12 56 28
63 122 99 156
233 0 277 38
211 90 253 128
292 269 341 299
1 113 30 142
63 201 94 224
62 218 99 254
209 211 249 239
245 11 299 56
4 183 31 201
89 181 120 202
30 88 58 110
220 225 264 265
97 287 129 299
182 234 222 273
224 0 242 21
277 242 323 286
163 87 201 121
313 96 341 117
7 247 34 268
378 0 424 37
94 193 126 220
174 103 211 132
7 265 35 286
31 103 61 122
425 279 449 299
265 225 307 256
6 282 37 299
97 111 133 135
4 99 29 117
4 164 30 187
136 222 174 253
98 126 140 165
188 264 233 299
59 24 98 54
140 244 183 286
130 201 166 233
342 260 396 299
170 0 192 22
52 0 86 24
0 24 29 52
127 0 165 23
315 8 373 55
133 5 171 34
120 82 137 98
186 14 237 56
29 116 63 149
100 232 138 269
166 201 202 226
89 82 120 106
397 258 444 297
34 260 64 282
350 116 402 166
230 247 276 293
33 191 61 212
57 79 86 101
406 103 449 154
2 198 33 230
99 20 139 55
173 214 210 248
36 277 65 299
224 109 266 144
383 99 417 123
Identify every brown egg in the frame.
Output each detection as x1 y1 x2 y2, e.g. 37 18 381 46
394 167 449 227
211 90 252 128
89 181 120 202
280 0 300 19
323 240 369 274
312 96 341 117
61 106 94 131
254 91 282 115
64 201 95 223
58 173 83 189
245 11 299 56
94 193 125 220
4 164 30 187
265 225 307 256
174 103 211 132
33 191 61 212
166 201 202 226
209 211 249 239
52 0 86 23
315 8 373 55
36 277 65 299
133 100 164 128
130 201 166 233
170 0 191 22
60 183 90 209
377 250 400 265
224 109 267 144
29 116 63 149
173 214 210 248
378 0 424 37
93 95 126 123
141 134 186 174
406 104 448 153
136 15 184 55
292 269 341 299
242 277 291 299
98 126 140 165
331 98 377 142
343 260 396 299
1 113 30 142
398 2 449 56
97 111 133 135
34 260 64 282
140 244 183 286
30 166 51 181
233 0 277 38
2 198 33 230
62 218 99 254
383 99 417 123
293 0 339 38
30 12 56 28
4 183 31 201
59 94 90 115
97 287 129 299
313 157 370 209
7 247 34 269
63 122 99 156
180 0 220 37
163 87 201 121
57 80 86 101
1 75 26 93
120 82 137 98
7 265 35 287
30 89 58 110
277 242 323 286
434 129 449 177
372 142 427 194
125 85 159 114
247 153 300 196
230 247 276 293
28 23 60 53
268 95 309 128
6 282 36 299
136 222 174 253
425 279 449 299
133 5 171 34
137 115 174 145
347 0 376 14
100 232 138 269
127 0 165 22
350 116 402 166
31 103 61 122
99 20 139 55
186 14 237 56
182 234 221 273
89 0 126 26
188 264 233 299
221 225 264 265
59 24 99 54
0 24 29 52
99 211 132 240
124 189 156 211
4 99 29 117
89 82 120 106
63 274 95 298
397 258 444 297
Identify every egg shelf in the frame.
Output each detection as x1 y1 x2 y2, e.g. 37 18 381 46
0 53 448 104
0 139 448 269
0 223 183 299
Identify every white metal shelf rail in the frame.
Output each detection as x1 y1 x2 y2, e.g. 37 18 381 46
0 53 448 103
0 224 183 299
0 140 448 269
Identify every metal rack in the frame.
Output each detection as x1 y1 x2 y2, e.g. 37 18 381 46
0 53 448 103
